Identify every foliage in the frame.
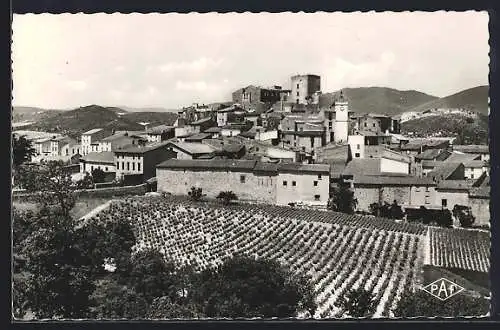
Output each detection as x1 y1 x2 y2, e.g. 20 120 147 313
75 172 94 189
15 161 76 217
147 297 204 319
393 289 489 317
369 200 404 219
216 191 238 205
406 206 453 228
452 205 475 228
12 134 36 168
189 255 316 318
89 276 149 319
188 186 204 202
91 168 106 184
334 288 377 317
266 116 281 131
328 183 358 214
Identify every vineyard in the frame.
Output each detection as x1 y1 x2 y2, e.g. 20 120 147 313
89 196 490 318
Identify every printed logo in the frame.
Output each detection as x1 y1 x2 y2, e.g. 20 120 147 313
421 278 465 301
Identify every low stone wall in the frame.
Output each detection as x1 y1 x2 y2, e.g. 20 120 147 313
12 183 148 202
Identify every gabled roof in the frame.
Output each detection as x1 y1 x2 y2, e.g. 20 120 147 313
184 133 212 142
415 148 445 161
166 141 215 155
343 159 381 176
436 180 472 191
189 117 213 126
462 160 486 168
444 152 481 163
146 125 174 134
469 187 490 198
157 159 257 171
81 151 115 164
427 162 463 181
204 127 222 133
82 128 104 135
114 141 172 154
453 144 489 154
354 175 435 186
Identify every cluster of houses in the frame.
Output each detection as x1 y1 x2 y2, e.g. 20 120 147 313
13 74 491 227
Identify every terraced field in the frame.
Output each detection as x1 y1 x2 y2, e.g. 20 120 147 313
90 196 490 318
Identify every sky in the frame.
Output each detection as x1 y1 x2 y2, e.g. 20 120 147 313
12 12 489 110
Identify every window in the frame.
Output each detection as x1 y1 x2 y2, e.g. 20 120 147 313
364 123 367 127
292 181 296 187
91 165 94 171
116 162 119 168
318 174 322 180
105 167 108 171
296 92 299 97
313 181 318 186
132 163 135 171
283 181 287 186
138 163 141 172
425 187 430 192
355 153 360 158
425 196 430 204
373 123 376 127
442 199 447 207
471 173 474 179
240 175 246 183
121 162 125 170
296 83 299 89
314 195 320 201
357 144 360 150
127 162 130 171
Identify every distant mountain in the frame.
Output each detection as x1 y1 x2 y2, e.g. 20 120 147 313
22 105 179 139
12 106 65 122
402 112 488 145
407 86 489 114
319 87 438 116
118 106 179 113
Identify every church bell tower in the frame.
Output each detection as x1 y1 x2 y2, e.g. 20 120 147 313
334 90 349 144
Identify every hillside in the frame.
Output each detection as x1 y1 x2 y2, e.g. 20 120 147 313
121 111 178 127
408 86 489 114
28 105 144 138
401 112 488 145
319 87 438 116
118 106 178 113
12 106 65 122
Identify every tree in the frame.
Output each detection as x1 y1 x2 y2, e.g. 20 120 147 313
389 200 405 219
189 255 316 318
91 168 106 184
75 172 94 189
335 288 377 317
147 297 204 319
328 183 357 214
188 186 204 202
12 134 36 168
15 161 76 217
394 289 489 317
216 191 238 205
453 205 475 228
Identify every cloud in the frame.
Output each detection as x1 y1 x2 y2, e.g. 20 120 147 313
175 81 210 91
66 80 87 91
159 57 224 73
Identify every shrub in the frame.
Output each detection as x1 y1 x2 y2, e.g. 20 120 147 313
216 191 238 205
188 187 204 202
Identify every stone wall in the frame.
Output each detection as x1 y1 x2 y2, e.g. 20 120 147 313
468 197 490 226
157 168 276 203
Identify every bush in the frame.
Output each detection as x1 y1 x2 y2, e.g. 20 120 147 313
188 187 204 202
452 205 475 228
335 288 377 317
216 191 238 205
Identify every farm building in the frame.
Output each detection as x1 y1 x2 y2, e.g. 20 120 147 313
156 159 331 207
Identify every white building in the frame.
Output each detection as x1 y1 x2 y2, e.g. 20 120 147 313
334 91 349 143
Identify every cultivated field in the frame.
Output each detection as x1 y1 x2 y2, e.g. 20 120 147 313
90 196 490 318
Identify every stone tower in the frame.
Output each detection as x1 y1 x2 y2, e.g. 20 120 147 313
334 90 349 143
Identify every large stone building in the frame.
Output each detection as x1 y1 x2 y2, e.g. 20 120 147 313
156 159 330 207
81 128 113 155
232 85 290 111
291 74 321 105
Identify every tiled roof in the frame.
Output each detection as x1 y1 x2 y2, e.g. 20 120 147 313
157 159 257 171
354 175 435 186
204 127 222 133
444 152 481 163
421 160 442 168
114 141 172 154
147 125 173 134
254 162 279 173
82 128 104 135
427 162 462 181
184 133 213 142
469 187 490 198
453 144 489 154
281 130 324 137
343 159 381 176
462 160 486 168
240 131 257 138
278 163 330 174
437 180 472 191
190 117 213 126
415 148 444 160
400 139 449 151
167 142 215 155
82 151 115 164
